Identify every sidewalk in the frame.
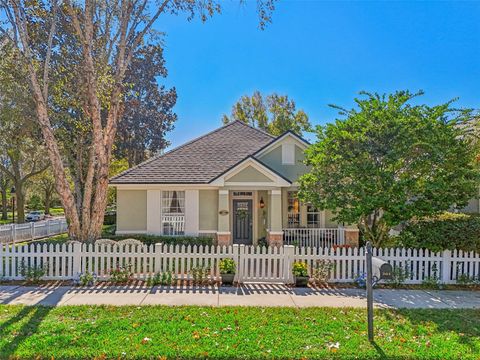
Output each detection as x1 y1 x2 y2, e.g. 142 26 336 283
0 284 479 308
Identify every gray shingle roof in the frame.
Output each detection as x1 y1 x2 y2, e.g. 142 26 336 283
110 121 275 184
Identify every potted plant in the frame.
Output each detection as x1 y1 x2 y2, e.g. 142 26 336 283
292 262 309 287
219 258 236 286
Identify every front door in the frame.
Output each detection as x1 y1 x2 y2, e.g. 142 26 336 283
233 199 253 245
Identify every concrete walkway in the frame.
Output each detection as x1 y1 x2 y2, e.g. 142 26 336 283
0 284 479 308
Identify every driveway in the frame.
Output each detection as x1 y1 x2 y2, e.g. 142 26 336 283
0 284 478 308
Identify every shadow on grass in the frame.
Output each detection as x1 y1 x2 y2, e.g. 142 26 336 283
388 309 480 352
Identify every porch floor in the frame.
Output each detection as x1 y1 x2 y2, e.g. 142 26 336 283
0 285 478 309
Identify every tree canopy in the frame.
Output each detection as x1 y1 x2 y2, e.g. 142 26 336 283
298 91 479 246
222 91 312 136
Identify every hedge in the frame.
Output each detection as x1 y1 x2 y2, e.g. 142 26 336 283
394 212 480 252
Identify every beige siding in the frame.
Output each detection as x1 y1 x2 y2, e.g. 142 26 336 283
324 210 339 228
227 166 273 183
117 190 147 232
258 145 309 182
199 190 218 231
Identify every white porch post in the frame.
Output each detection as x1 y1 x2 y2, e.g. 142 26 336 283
267 189 283 246
147 190 162 234
217 189 231 246
184 190 199 236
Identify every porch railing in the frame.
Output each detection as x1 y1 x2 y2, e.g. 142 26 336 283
162 214 185 236
283 227 345 248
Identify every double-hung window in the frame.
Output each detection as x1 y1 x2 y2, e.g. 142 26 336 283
161 191 185 235
306 204 321 228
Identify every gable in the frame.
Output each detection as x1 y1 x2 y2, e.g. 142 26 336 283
226 166 274 183
257 144 310 183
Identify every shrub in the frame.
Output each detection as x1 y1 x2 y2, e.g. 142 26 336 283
20 260 48 283
395 212 480 252
103 211 116 225
146 271 175 287
190 266 210 285
109 263 132 283
354 273 367 288
311 259 334 284
292 262 308 277
386 263 411 288
219 259 236 274
78 271 97 286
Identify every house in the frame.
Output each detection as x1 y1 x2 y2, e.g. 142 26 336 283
110 121 359 247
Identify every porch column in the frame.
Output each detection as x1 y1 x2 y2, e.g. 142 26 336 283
267 189 283 246
217 189 231 246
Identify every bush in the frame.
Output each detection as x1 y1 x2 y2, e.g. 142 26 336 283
292 262 308 277
109 263 132 283
146 271 175 287
20 260 48 283
219 259 236 274
395 212 480 252
103 211 116 225
106 233 214 247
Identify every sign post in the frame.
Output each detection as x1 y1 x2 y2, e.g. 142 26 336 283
366 241 374 342
365 241 393 342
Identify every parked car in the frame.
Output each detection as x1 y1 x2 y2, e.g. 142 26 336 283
26 211 46 222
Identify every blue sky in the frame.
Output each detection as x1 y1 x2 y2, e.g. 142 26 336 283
155 1 480 147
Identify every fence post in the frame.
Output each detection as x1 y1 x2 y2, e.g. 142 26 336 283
72 242 82 278
233 244 240 283
442 249 452 284
284 245 295 284
11 224 16 244
154 243 163 273
30 222 35 240
46 220 51 236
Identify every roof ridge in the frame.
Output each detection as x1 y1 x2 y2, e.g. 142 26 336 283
229 119 276 139
110 120 272 181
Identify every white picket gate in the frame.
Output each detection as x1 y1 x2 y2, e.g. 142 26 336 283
0 242 479 285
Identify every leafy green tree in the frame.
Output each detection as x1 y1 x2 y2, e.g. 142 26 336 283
223 91 312 136
299 91 479 246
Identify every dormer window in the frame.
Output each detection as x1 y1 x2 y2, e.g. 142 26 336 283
282 143 295 165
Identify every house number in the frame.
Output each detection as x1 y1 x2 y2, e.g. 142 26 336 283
219 210 229 216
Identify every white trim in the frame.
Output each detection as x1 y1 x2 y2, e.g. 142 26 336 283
270 189 282 196
147 190 162 234
184 189 199 235
219 189 229 195
255 132 309 158
267 231 284 235
116 230 148 235
216 231 231 235
210 158 291 187
111 184 220 190
198 230 217 233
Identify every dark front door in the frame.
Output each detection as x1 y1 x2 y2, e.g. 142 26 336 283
233 199 253 245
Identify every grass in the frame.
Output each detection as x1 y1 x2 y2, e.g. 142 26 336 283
0 306 478 359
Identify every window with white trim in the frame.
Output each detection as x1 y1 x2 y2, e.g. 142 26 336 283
306 204 321 228
161 191 185 235
287 191 300 227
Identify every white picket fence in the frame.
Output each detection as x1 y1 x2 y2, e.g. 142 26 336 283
0 219 68 244
0 242 479 284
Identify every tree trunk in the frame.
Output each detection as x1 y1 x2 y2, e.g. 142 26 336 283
44 190 51 215
1 187 7 220
14 181 25 223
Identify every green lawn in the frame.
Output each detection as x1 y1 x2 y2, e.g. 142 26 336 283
0 306 478 359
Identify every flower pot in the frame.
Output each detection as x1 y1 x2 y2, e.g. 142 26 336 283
221 273 235 286
295 276 309 287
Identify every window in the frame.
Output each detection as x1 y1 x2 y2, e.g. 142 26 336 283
306 204 321 228
162 191 185 235
287 191 300 227
282 143 295 165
